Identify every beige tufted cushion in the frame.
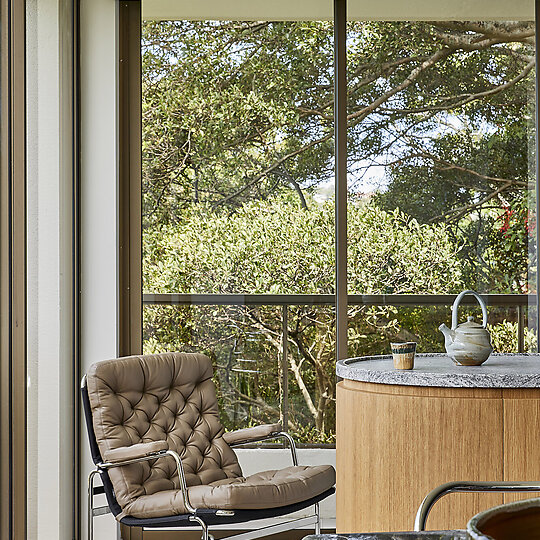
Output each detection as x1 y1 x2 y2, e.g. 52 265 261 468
126 465 336 519
87 352 336 519
87 352 242 517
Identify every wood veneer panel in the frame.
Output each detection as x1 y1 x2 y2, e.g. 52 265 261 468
337 381 504 533
503 391 540 504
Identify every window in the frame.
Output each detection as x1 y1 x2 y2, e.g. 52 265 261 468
140 7 537 447
345 20 537 358
142 19 337 444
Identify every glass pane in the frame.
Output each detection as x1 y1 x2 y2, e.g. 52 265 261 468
347 305 536 356
144 303 337 444
142 20 336 444
345 20 536 356
144 304 282 430
286 305 336 444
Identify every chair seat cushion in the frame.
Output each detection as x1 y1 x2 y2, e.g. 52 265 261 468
124 464 336 519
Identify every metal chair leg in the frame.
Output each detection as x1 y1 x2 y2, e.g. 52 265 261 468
190 515 214 540
88 469 98 540
314 502 321 534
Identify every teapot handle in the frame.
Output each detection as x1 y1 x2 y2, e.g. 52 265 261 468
451 290 488 330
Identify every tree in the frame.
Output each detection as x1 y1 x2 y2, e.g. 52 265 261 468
375 126 535 292
141 20 537 441
143 198 464 440
142 20 534 221
142 20 535 291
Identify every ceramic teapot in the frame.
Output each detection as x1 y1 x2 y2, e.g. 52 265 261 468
439 290 493 366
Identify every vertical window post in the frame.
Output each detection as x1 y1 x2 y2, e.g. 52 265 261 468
117 5 143 535
69 0 81 535
118 0 143 358
334 0 347 360
534 0 540 352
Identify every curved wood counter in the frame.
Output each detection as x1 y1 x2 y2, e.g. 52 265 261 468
336 354 540 533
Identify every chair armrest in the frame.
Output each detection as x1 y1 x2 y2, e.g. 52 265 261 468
223 423 282 446
224 424 299 466
99 446 197 514
102 441 168 464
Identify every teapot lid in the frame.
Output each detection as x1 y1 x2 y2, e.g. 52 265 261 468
455 316 487 333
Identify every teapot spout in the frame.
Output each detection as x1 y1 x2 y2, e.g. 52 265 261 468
439 323 455 348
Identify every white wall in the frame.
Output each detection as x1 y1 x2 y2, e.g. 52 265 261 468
26 0 73 538
80 0 119 537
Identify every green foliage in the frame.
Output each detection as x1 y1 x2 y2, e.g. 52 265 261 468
142 20 334 224
375 126 536 293
142 21 534 232
144 198 463 295
141 20 536 442
485 197 535 293
488 320 536 353
144 199 465 442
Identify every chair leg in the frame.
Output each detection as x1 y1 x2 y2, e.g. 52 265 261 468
190 516 213 540
314 502 321 534
87 470 98 540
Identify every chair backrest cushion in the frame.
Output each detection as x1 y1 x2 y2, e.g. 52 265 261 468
86 352 242 512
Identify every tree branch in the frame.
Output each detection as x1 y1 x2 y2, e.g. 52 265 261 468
213 132 333 208
273 166 308 209
379 59 534 116
430 21 534 43
430 182 513 222
396 149 529 188
244 309 319 423
347 48 455 123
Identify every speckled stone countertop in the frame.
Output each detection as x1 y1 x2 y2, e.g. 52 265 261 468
303 532 467 540
336 353 540 388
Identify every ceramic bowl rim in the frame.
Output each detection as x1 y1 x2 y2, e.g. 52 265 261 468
467 497 540 540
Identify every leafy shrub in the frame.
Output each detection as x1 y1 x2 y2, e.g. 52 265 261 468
488 320 536 353
144 198 465 443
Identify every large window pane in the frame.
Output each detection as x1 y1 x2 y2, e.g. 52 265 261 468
142 17 538 446
345 20 536 356
142 20 336 444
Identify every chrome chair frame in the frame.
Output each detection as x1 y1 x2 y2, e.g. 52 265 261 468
414 480 540 531
83 376 325 540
